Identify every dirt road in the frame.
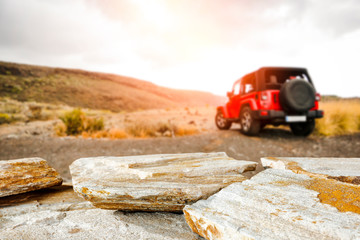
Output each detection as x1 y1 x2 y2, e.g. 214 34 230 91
1 128 359 181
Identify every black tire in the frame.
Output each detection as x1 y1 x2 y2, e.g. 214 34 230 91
240 106 260 136
290 120 315 136
279 79 316 113
215 111 232 130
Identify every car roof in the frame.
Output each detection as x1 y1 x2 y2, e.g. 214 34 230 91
258 66 308 72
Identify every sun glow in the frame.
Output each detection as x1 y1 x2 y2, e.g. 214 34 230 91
131 0 175 30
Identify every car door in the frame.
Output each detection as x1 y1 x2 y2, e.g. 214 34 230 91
226 80 242 118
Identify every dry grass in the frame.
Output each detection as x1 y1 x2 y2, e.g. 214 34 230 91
315 100 360 136
0 97 62 124
1 98 203 139
123 121 198 138
76 121 199 139
57 108 104 136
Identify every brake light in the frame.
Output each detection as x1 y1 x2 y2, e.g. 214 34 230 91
315 93 321 101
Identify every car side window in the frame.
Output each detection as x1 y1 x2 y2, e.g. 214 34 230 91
233 82 241 95
244 84 254 93
241 74 255 95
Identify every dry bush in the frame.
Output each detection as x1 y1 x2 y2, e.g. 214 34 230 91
315 100 360 136
84 117 104 133
175 126 199 136
54 122 67 136
108 128 128 139
0 113 12 124
28 104 42 120
90 130 109 139
59 108 104 136
124 121 197 138
125 121 158 138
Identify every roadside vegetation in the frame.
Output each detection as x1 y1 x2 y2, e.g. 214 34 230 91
315 99 360 136
0 97 63 123
56 108 199 139
3 97 360 138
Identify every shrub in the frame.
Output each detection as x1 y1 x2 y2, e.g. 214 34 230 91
54 122 67 136
59 108 105 136
84 117 104 133
28 104 42 120
60 109 85 135
0 113 11 124
125 121 157 138
108 128 128 139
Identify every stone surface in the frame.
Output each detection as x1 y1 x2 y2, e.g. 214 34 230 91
0 157 63 197
70 152 257 212
261 157 360 178
0 184 201 240
183 169 360 240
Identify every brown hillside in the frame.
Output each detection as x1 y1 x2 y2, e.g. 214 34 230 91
0 61 225 111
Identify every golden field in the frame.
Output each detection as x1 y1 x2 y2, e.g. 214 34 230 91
315 99 360 136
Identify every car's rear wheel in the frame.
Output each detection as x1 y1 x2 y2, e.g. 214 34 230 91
290 120 315 136
215 111 232 130
240 107 260 136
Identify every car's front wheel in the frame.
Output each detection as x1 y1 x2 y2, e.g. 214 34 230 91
215 111 232 130
290 120 315 136
240 107 260 136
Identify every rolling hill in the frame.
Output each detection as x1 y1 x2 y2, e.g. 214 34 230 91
0 61 226 112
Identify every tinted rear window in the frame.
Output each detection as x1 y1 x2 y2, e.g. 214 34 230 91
264 70 311 90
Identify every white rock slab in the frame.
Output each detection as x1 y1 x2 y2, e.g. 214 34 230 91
261 157 360 177
0 157 63 197
183 169 360 240
70 152 257 212
0 185 201 240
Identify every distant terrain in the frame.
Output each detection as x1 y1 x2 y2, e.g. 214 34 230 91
0 61 225 112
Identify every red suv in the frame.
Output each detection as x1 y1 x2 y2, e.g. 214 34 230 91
215 67 323 136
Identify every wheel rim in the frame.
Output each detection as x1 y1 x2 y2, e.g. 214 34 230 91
241 112 251 132
216 113 227 127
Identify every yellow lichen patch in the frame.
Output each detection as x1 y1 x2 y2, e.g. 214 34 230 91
284 160 360 214
0 158 63 197
307 177 360 214
81 187 90 194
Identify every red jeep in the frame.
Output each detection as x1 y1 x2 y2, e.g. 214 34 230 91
215 67 323 136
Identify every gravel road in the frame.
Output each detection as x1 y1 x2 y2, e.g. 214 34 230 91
1 129 359 181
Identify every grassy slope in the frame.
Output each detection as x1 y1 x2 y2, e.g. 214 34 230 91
0 61 225 112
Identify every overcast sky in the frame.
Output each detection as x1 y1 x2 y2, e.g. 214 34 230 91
1 0 360 97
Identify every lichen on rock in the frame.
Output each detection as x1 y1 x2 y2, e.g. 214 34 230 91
0 157 63 197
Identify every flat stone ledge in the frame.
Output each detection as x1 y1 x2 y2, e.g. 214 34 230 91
0 157 63 197
70 152 257 212
184 168 360 240
261 157 360 184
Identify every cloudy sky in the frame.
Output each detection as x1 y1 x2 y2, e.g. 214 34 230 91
1 0 360 97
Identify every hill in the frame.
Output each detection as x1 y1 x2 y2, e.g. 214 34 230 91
0 61 225 112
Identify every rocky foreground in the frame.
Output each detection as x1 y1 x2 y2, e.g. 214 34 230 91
70 152 257 211
0 157 62 197
0 154 359 239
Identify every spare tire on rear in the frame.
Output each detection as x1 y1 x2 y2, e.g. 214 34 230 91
279 79 315 113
